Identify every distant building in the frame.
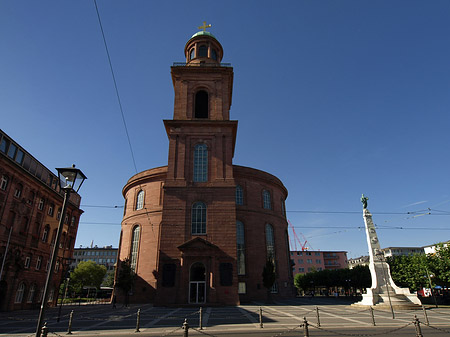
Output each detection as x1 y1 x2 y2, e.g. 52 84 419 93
381 246 424 257
423 241 449 255
290 250 348 277
348 256 370 269
0 129 83 311
71 245 118 272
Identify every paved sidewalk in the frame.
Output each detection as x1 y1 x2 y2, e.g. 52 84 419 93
1 297 449 337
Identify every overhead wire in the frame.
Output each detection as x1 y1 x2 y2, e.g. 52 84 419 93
93 0 138 174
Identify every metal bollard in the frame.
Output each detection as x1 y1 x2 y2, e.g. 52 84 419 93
303 317 309 337
182 319 189 337
199 307 203 330
67 310 74 335
135 308 141 332
370 306 376 326
41 322 48 337
422 305 429 326
259 307 263 328
315 306 320 327
414 315 423 337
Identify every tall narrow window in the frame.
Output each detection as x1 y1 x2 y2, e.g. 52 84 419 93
265 224 276 264
14 184 22 198
0 175 8 190
27 284 36 303
195 91 208 118
263 190 271 210
15 282 25 303
236 185 243 205
136 190 144 210
236 221 246 275
191 202 206 235
198 45 208 57
130 225 140 271
42 225 49 242
193 144 208 182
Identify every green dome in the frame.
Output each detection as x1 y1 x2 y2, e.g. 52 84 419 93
191 30 217 40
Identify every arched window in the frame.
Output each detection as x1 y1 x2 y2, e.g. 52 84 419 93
15 282 25 303
236 221 246 275
265 224 275 264
236 185 243 205
136 190 144 210
27 284 36 303
130 225 140 271
198 45 208 57
263 190 271 210
191 202 206 235
193 144 208 182
190 48 195 60
211 49 217 60
195 90 208 118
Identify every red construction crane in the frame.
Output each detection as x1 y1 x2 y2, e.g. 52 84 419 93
288 220 313 251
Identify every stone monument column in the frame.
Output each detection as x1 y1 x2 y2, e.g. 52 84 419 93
355 195 421 308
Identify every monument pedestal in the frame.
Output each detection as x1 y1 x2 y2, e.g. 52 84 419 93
354 207 421 309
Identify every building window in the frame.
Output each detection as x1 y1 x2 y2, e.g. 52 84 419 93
57 208 61 220
36 256 42 270
7 143 17 159
194 90 208 118
130 225 140 271
265 224 275 263
316 259 321 264
236 221 246 275
15 282 25 303
136 190 144 210
0 175 8 190
298 259 303 264
236 185 243 205
238 282 246 294
263 190 271 210
15 149 24 164
198 45 208 57
191 202 207 235
270 282 278 294
190 48 195 60
24 256 31 269
0 137 8 153
211 48 217 60
219 263 233 286
48 204 54 217
27 284 36 303
281 199 286 218
193 144 208 182
42 225 50 242
299 267 305 272
38 198 45 211
71 216 76 226
307 259 312 264
14 184 22 198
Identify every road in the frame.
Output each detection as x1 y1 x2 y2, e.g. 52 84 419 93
1 297 449 336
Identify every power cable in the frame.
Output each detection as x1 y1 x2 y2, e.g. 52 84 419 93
93 0 138 174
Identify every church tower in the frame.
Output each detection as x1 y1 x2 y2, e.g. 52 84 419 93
156 25 239 305
119 24 293 307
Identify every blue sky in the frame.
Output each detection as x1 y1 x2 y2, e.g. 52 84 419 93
1 1 449 258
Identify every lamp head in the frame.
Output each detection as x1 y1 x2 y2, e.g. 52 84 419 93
56 165 87 193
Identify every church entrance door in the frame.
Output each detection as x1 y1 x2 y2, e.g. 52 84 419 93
189 262 206 304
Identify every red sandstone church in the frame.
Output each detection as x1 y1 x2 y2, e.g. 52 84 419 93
117 27 294 306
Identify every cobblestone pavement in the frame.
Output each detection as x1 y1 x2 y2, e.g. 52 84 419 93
1 297 449 336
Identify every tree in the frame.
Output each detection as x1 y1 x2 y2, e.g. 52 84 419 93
262 259 276 301
102 271 115 288
70 261 106 295
387 254 429 291
115 258 135 306
428 244 450 287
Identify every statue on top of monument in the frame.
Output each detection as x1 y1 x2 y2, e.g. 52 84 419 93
361 194 369 209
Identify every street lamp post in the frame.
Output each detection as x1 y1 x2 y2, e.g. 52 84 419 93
35 165 86 337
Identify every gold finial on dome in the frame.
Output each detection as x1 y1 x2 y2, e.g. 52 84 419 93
198 21 212 31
